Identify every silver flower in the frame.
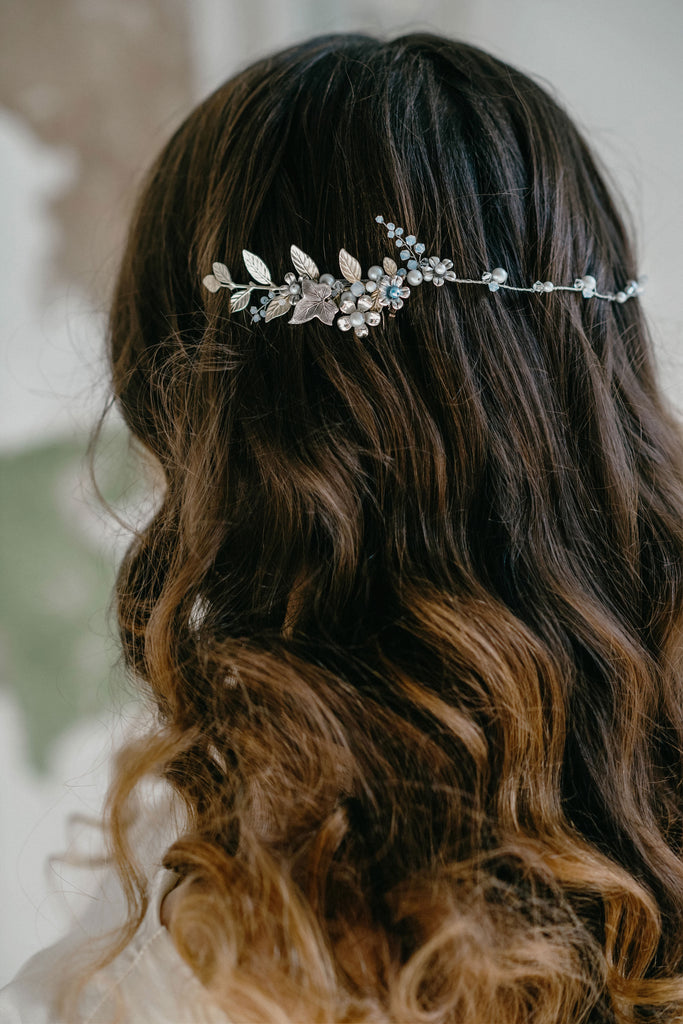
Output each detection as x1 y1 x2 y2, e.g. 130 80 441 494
283 271 302 300
337 307 382 338
420 256 457 287
377 274 410 311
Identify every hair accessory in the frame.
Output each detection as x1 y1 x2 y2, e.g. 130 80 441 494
202 215 646 337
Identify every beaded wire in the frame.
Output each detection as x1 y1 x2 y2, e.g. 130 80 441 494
201 214 646 338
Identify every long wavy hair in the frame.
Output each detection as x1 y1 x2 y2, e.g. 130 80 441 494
81 30 683 1023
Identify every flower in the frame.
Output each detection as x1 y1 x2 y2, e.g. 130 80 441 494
377 274 410 311
282 272 302 300
288 278 339 326
337 307 382 338
573 275 597 298
420 256 457 287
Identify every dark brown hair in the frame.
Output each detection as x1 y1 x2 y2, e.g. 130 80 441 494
86 31 683 1023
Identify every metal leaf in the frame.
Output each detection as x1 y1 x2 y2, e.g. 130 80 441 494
230 289 252 312
339 249 362 282
383 257 397 276
212 262 233 285
242 250 272 285
290 245 319 280
264 295 292 322
202 274 221 293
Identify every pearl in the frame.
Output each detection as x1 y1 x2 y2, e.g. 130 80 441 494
582 275 597 291
365 280 377 293
543 281 554 292
340 290 355 305
319 273 335 286
615 291 627 303
406 269 423 286
491 267 508 284
350 280 365 297
367 265 383 281
349 311 365 327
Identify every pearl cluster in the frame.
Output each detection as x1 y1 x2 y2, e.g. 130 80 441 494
202 216 647 336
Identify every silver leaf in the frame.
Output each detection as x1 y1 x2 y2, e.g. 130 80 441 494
212 262 233 285
290 245 319 280
230 289 252 312
339 249 362 282
264 296 292 322
383 257 397 276
242 250 273 285
202 274 221 293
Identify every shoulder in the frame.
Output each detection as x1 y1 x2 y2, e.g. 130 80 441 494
0 868 230 1024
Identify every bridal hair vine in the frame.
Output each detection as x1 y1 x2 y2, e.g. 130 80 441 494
202 214 647 338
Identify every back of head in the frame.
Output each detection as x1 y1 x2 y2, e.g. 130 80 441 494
98 31 683 1024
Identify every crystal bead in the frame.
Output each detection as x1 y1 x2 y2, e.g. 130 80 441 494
386 223 395 231
350 280 365 297
414 243 425 254
405 235 416 245
400 250 411 260
395 227 404 235
375 215 384 223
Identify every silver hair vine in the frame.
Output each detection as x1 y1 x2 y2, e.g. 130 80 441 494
202 214 647 338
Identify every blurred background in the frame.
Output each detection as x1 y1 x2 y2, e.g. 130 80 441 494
1 0 681 985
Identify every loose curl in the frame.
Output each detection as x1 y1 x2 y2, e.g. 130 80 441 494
77 31 683 1023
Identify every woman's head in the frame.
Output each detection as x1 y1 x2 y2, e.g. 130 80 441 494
96 32 683 1023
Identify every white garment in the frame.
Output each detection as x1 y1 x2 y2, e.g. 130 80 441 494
0 867 230 1023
